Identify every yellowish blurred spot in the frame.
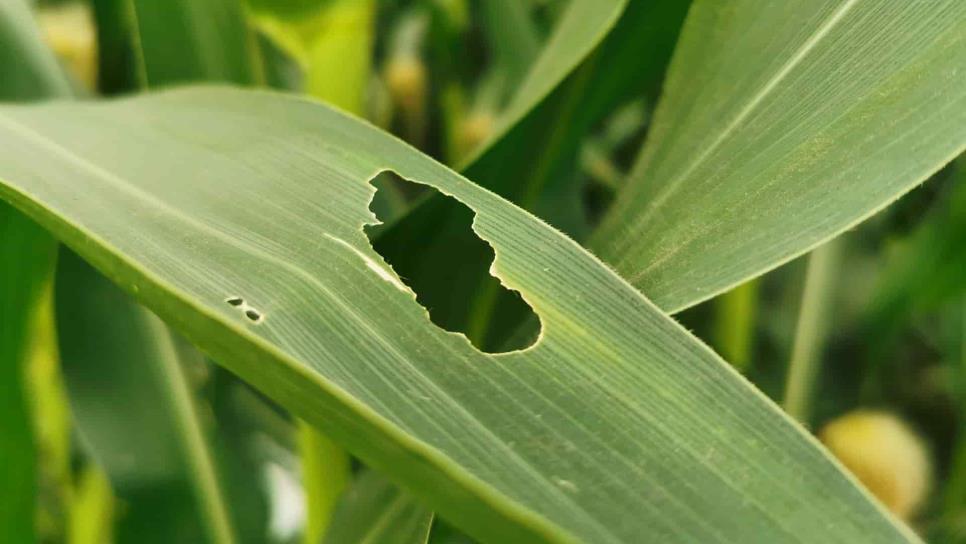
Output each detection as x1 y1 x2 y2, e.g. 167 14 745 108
820 410 931 520
37 3 97 89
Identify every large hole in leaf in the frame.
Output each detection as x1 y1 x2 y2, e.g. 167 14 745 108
365 172 540 353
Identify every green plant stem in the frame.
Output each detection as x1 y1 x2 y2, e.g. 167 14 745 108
157 327 237 544
0 208 57 543
946 439 966 538
68 465 114 544
782 239 842 423
0 1 73 540
479 0 540 90
299 421 350 543
305 0 374 113
713 279 759 372
942 296 966 536
26 283 72 541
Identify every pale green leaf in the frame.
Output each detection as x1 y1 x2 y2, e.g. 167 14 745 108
0 87 914 543
593 0 966 313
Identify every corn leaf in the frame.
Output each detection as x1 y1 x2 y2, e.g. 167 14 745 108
0 0 72 100
128 0 260 86
0 87 915 543
593 0 966 313
91 0 261 92
478 0 541 90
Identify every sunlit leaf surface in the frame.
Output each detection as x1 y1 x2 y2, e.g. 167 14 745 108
0 88 913 543
595 0 966 313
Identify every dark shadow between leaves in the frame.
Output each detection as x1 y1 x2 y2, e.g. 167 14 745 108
364 171 541 353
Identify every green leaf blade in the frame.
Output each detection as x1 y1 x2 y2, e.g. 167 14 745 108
0 88 914 543
129 0 261 87
594 0 966 313
0 0 72 101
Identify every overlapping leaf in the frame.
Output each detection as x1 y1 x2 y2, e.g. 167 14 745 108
593 0 966 312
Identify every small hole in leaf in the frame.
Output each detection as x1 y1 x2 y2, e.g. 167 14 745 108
226 297 244 306
245 309 262 322
364 172 540 353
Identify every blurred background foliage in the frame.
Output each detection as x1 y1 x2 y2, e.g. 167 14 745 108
10 0 966 542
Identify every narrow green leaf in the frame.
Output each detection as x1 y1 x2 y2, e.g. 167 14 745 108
25 284 73 542
324 470 433 544
90 0 139 95
712 279 759 372
301 0 374 114
68 465 114 544
128 0 261 86
300 421 350 544
0 1 72 540
0 203 56 544
247 0 376 113
593 0 966 313
479 0 540 91
0 87 915 543
782 240 842 424
92 0 264 92
464 0 625 178
57 253 238 544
